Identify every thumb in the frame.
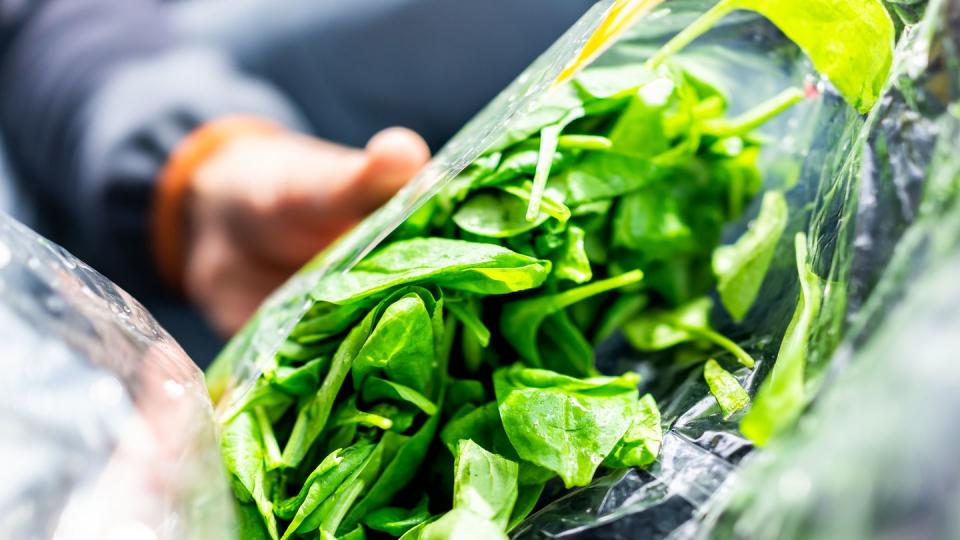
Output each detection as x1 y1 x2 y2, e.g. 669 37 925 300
352 127 430 210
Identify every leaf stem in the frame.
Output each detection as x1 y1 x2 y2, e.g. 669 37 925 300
526 125 562 222
557 134 613 150
676 323 756 368
549 270 645 312
701 87 805 137
255 406 284 470
645 0 737 69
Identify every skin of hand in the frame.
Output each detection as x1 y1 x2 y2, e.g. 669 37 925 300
183 127 430 336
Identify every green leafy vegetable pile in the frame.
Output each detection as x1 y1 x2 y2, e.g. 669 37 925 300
209 2 894 539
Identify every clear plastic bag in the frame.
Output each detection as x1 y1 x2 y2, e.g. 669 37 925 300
6 1 952 538
203 0 956 538
0 213 235 539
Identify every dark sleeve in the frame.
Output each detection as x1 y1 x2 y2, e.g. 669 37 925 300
194 0 598 150
0 0 306 294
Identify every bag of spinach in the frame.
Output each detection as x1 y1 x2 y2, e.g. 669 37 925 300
204 0 918 538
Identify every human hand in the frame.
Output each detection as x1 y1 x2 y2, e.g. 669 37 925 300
181 126 429 335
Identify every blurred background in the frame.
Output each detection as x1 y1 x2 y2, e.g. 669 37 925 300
0 0 596 366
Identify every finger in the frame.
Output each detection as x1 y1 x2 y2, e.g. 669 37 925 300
351 127 431 210
184 223 291 336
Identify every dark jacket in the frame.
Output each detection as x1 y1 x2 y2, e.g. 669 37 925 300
0 0 304 293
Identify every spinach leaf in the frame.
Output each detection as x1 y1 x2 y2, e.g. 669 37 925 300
233 501 272 540
289 302 370 343
267 356 329 396
294 437 387 539
538 310 597 377
402 440 518 540
329 396 395 431
494 365 639 488
253 407 283 470
501 270 643 371
297 477 366 539
623 297 756 368
474 147 567 189
563 153 663 207
507 483 545 531
451 439 519 529
440 402 554 487
603 393 662 469
221 412 279 540
405 509 508 540
573 63 656 100
713 190 788 321
704 358 750 418
593 294 649 345
362 496 431 537
741 233 822 446
352 292 436 395
311 238 550 305
221 378 294 424
612 188 695 257
489 83 584 152
608 75 682 158
342 399 444 531
281 309 374 468
443 379 488 417
648 0 894 113
552 225 593 284
445 298 490 348
276 443 375 539
453 191 548 238
502 181 571 224
277 338 338 362
361 377 438 416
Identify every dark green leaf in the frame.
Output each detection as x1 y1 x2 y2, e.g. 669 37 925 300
276 443 376 539
612 188 695 256
342 404 443 531
352 292 435 395
563 152 663 207
608 75 682 158
445 298 490 348
443 379 487 417
282 311 374 468
362 496 431 536
329 397 394 431
268 356 329 396
502 270 643 370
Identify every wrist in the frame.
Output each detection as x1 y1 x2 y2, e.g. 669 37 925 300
151 116 280 290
